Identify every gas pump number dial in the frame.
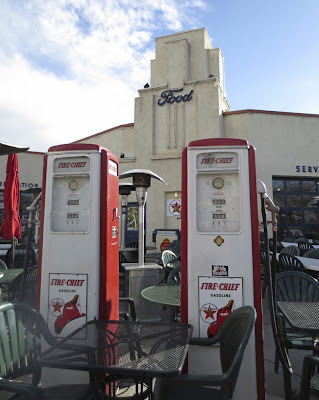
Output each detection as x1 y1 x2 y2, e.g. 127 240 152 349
68 179 80 192
212 176 225 190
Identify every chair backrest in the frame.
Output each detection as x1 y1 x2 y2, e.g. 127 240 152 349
8 265 38 307
119 252 128 268
282 237 297 243
269 239 283 252
278 253 306 272
162 250 178 269
294 237 310 244
298 241 314 255
303 249 319 259
276 271 319 302
166 240 181 257
167 265 181 284
5 245 36 269
217 306 256 398
0 259 7 269
0 302 56 380
260 249 267 267
280 245 300 256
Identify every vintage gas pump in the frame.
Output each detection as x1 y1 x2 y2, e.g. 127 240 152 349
37 143 119 339
181 138 264 400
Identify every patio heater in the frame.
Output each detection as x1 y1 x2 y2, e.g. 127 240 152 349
119 170 167 321
119 182 135 250
119 169 167 267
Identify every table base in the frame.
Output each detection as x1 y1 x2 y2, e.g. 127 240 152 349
100 375 153 400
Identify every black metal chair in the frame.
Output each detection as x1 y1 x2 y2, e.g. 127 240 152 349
274 271 319 376
7 265 38 307
0 302 97 400
299 354 319 400
280 245 300 256
119 252 128 297
294 237 310 244
269 238 284 252
158 306 256 400
167 265 181 285
119 297 137 321
5 244 37 269
126 241 138 262
161 249 180 283
278 253 306 272
303 249 319 259
298 241 315 256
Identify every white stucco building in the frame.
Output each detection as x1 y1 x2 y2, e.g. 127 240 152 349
2 27 319 243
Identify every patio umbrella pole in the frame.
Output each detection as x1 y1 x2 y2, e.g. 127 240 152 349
11 237 15 269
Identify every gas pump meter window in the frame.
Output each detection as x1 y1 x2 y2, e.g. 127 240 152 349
50 156 91 233
195 152 242 233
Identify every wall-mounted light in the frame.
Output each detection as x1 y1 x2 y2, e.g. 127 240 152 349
174 192 179 198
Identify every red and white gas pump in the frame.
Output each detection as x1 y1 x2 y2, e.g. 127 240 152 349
37 143 119 339
181 138 264 400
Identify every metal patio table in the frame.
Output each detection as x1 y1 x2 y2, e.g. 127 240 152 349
37 319 192 399
277 301 319 340
141 284 181 321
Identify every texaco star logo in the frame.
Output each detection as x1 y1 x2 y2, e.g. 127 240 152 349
214 235 224 246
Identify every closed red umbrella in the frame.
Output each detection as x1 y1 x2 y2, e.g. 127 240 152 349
0 154 21 267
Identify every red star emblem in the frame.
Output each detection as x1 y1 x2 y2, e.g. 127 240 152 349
171 202 181 213
203 305 217 320
52 300 63 313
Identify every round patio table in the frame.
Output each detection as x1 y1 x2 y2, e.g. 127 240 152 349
141 284 180 321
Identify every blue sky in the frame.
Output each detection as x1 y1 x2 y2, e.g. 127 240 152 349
1 0 319 152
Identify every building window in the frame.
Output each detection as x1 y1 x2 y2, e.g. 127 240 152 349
273 177 319 240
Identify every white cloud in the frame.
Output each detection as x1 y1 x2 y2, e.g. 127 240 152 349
0 0 206 151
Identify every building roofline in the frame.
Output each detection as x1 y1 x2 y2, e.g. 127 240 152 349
223 109 319 118
156 28 208 41
72 123 134 143
26 150 45 155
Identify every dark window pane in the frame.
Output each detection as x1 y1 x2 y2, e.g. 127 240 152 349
273 180 284 192
303 195 319 207
286 195 302 208
287 211 302 224
302 180 316 192
286 181 300 192
277 212 286 225
273 194 285 208
304 210 318 225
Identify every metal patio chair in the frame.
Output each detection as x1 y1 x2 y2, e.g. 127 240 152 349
0 302 97 400
158 306 256 400
299 354 319 400
298 241 314 256
280 245 300 256
303 248 319 259
278 253 306 272
274 271 319 376
161 249 180 283
6 265 38 307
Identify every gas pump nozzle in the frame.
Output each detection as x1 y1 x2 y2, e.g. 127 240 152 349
257 180 279 229
265 196 280 230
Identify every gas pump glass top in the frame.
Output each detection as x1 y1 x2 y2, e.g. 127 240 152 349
196 152 241 233
51 156 91 233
